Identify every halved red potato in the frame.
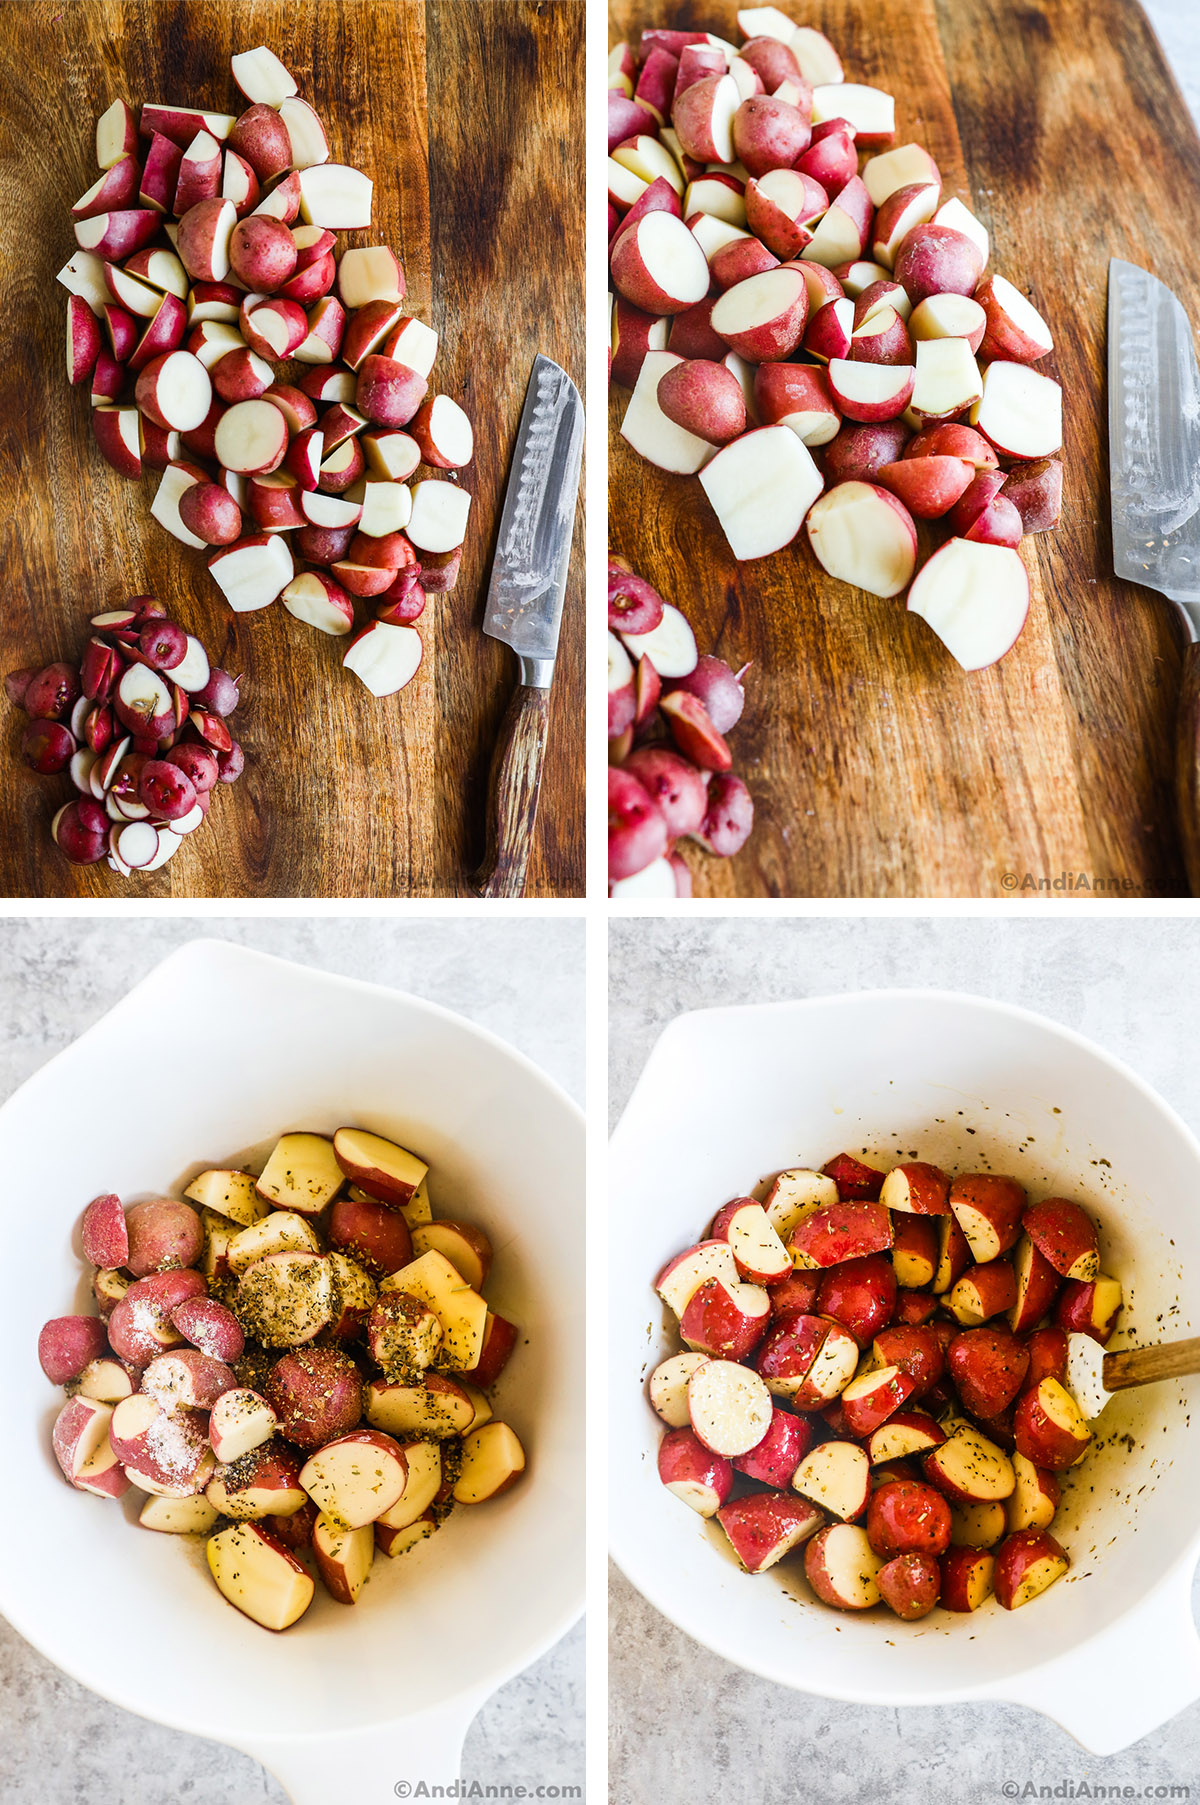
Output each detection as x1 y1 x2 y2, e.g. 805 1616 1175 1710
849 303 913 365
209 1388 278 1463
871 181 940 268
110 1394 213 1496
872 1324 944 1395
791 1317 860 1408
789 1201 893 1269
804 1523 884 1608
372 1440 442 1533
974 273 1053 364
939 1544 994 1611
792 1440 870 1521
803 174 874 269
313 1514 375 1604
805 479 918 598
1024 1324 1069 1389
948 1325 1030 1420
879 1161 951 1216
687 1356 773 1456
38 1315 109 1386
924 1424 1015 1502
815 1253 897 1347
300 1428 408 1528
142 1349 236 1414
875 454 974 520
932 1211 971 1295
1005 1450 1060 1532
255 1131 345 1216
170 1296 244 1364
207 1521 314 1630
825 359 914 423
1008 1234 1063 1334
710 265 809 362
1055 1273 1123 1344
332 1126 428 1209
77 1355 139 1404
365 1372 475 1439
680 1275 771 1360
839 1364 917 1436
708 1197 791 1282
743 168 828 260
453 1422 526 1502
762 1167 838 1240
409 1220 493 1291
733 1404 812 1486
754 1312 828 1399
80 1192 129 1268
205 1442 307 1519
611 211 711 315
820 1153 885 1202
993 1527 1069 1609
656 1239 742 1317
107 1269 207 1366
227 1210 321 1274
947 1260 1017 1327
1021 1197 1100 1281
877 1550 940 1619
52 1396 115 1482
949 1497 1008 1547
949 1173 1026 1261
752 362 840 447
657 1425 734 1516
802 295 854 363
649 1353 711 1427
717 1490 825 1571
139 1492 218 1533
235 1251 335 1347
890 1214 939 1288
328 1192 413 1278
375 1512 439 1558
867 1410 945 1464
1013 1377 1091 1469
473 1311 518 1389
866 1476 952 1557
382 1249 487 1370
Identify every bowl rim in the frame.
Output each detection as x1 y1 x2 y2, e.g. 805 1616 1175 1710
0 938 585 1744
609 984 1200 1703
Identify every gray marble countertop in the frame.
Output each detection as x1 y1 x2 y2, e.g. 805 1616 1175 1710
610 915 1200 1804
0 918 583 1805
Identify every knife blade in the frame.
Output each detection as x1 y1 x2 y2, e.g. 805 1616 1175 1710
1108 259 1200 893
483 353 584 683
1108 258 1200 616
473 355 583 898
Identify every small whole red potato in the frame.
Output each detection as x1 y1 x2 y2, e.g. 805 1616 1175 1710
656 360 747 446
265 1346 364 1450
124 1197 204 1276
867 1479 953 1559
877 1551 941 1620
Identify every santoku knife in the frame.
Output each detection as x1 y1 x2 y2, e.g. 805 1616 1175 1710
472 354 584 898
1108 258 1200 891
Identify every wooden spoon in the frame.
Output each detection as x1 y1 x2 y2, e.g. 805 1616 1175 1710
1066 1332 1200 1419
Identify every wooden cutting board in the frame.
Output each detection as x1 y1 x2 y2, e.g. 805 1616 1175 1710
0 0 583 897
609 0 1200 897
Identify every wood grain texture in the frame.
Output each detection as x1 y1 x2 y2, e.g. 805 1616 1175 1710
1175 639 1200 893
0 0 583 897
1104 1334 1200 1390
608 0 1200 897
475 683 551 897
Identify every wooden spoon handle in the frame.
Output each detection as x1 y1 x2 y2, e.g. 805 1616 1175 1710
472 683 550 899
1175 638 1200 895
1102 1335 1200 1391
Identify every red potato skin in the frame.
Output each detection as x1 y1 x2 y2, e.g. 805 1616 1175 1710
820 1153 885 1202
993 1528 1069 1609
949 1174 1027 1256
1010 1236 1063 1333
790 1201 892 1268
263 1496 319 1551
867 1479 952 1558
38 1316 109 1385
940 1545 994 1611
679 1277 769 1360
1002 458 1063 534
948 1326 1030 1419
877 1551 940 1619
934 1213 972 1295
754 1312 829 1395
667 297 728 362
124 1198 204 1276
822 421 911 485
709 236 781 294
1055 1277 1122 1344
893 225 984 306
170 1296 244 1363
733 1405 813 1486
895 1288 939 1326
1013 1381 1091 1469
1021 1198 1100 1281
891 1214 939 1288
717 1490 824 1572
770 1271 823 1318
873 1324 945 1395
815 1254 897 1347
107 1270 207 1366
883 1161 951 1215
842 1365 918 1435
657 359 747 445
80 1193 129 1268
952 1261 1018 1321
1023 1325 1069 1390
657 1426 734 1509
265 1348 364 1450
327 1194 413 1278
473 1313 518 1389
906 422 998 468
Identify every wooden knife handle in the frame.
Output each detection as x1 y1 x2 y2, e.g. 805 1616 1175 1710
473 684 550 898
1176 638 1200 895
1102 1335 1200 1391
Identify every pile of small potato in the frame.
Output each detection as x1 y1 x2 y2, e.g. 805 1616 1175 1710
60 45 475 699
6 597 243 874
39 1126 525 1630
609 8 1064 673
609 558 754 895
651 1150 1122 1620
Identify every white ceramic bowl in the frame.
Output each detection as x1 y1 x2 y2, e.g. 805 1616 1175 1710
610 989 1200 1754
0 941 583 1803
